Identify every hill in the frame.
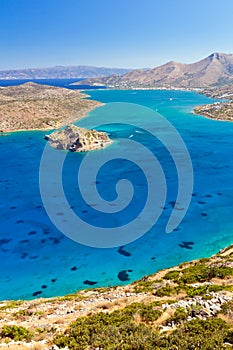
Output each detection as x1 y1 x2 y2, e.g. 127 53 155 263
75 53 233 89
0 65 131 80
0 82 102 132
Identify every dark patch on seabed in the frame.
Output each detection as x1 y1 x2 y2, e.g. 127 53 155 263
117 246 131 257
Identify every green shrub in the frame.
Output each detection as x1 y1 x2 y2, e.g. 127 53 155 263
54 311 160 349
133 279 155 293
185 285 208 297
178 263 233 285
154 285 175 297
166 307 187 325
163 318 232 350
220 300 233 315
163 270 180 282
0 325 33 341
179 263 211 284
124 303 162 322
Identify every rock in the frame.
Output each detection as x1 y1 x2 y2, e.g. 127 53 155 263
117 270 130 281
191 310 197 318
117 246 131 257
45 124 112 152
83 280 97 286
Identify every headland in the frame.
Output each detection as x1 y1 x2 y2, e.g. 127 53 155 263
0 82 102 133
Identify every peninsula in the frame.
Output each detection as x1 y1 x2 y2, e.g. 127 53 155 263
0 82 102 132
194 84 233 122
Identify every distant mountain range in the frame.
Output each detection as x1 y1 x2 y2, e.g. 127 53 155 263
0 65 132 80
75 53 233 89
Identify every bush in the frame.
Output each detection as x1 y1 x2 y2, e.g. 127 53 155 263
163 270 180 282
133 279 155 293
154 285 175 297
54 311 160 349
124 303 162 322
1 325 33 341
163 318 232 350
179 263 233 285
166 307 187 325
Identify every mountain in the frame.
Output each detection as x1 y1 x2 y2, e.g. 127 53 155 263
75 53 233 89
0 65 132 80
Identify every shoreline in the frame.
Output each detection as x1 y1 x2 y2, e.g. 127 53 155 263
0 105 102 134
0 82 103 133
1 243 233 303
0 84 233 347
0 244 233 348
1 84 232 301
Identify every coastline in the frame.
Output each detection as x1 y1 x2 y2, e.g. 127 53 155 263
0 83 103 133
0 105 103 134
1 244 233 348
0 85 233 347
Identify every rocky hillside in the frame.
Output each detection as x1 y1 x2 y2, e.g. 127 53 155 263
1 246 233 349
200 84 233 99
76 53 233 89
0 83 102 132
0 66 131 80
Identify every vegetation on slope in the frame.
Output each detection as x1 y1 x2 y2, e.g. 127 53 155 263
1 247 233 349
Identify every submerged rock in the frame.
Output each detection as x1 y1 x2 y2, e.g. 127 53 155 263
45 124 112 152
117 270 130 281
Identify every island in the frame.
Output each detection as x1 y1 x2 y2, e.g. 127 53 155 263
0 82 102 132
45 124 112 152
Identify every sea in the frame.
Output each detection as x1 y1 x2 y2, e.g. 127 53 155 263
0 79 233 300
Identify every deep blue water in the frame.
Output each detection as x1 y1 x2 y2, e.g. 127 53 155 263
0 86 233 300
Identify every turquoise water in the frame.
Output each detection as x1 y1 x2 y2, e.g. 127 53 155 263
0 89 233 300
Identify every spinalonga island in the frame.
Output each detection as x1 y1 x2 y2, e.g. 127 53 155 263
45 124 112 152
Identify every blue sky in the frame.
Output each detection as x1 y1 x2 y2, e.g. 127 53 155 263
0 0 233 69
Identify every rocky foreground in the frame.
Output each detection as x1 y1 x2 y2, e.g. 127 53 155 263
45 124 112 152
1 246 233 349
0 83 102 132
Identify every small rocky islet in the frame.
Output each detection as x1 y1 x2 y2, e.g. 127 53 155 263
44 124 112 152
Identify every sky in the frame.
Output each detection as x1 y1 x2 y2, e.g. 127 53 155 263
0 0 233 70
